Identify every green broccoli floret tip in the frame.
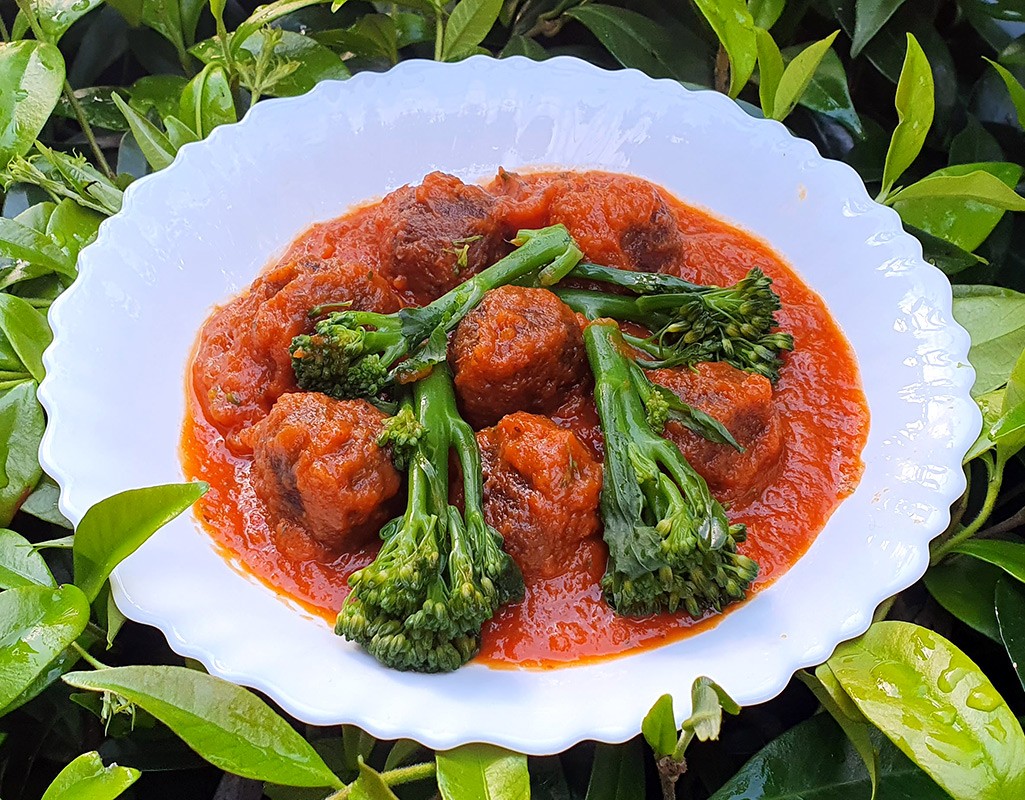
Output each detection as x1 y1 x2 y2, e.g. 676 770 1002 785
584 319 759 618
336 364 524 673
556 265 794 382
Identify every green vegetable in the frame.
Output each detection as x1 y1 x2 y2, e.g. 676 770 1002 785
335 363 523 672
290 224 582 400
556 263 793 381
583 319 758 617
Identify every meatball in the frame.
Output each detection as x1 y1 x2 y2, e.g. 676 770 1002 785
451 286 589 428
377 172 508 303
478 413 603 580
648 363 784 502
194 259 400 453
491 170 686 271
241 393 401 554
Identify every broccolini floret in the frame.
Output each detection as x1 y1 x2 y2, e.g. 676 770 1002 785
556 264 794 381
585 319 759 618
336 364 524 672
291 225 583 400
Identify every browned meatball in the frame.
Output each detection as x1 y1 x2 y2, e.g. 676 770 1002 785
451 286 588 428
491 170 686 271
648 363 784 502
376 172 508 303
478 413 603 580
241 393 401 554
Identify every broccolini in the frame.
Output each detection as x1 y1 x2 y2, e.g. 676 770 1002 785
584 319 759 618
336 364 524 672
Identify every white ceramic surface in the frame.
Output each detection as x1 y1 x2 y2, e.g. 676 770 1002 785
38 56 979 754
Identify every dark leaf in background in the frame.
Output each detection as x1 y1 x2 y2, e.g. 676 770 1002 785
708 712 948 799
995 576 1025 693
925 555 1002 641
565 4 711 85
584 740 645 800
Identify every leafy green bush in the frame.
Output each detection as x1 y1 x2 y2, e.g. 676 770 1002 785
1 0 1024 798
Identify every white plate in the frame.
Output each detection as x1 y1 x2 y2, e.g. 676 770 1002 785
37 56 979 754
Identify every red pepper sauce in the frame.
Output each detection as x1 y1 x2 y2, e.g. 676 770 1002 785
181 170 868 668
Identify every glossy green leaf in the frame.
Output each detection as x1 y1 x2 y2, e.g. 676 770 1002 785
800 665 879 800
749 0 785 29
993 401 1025 457
112 93 175 172
179 63 235 139
0 624 96 717
63 666 343 788
955 539 1025 583
889 170 1025 210
0 381 45 526
641 694 676 757
0 527 55 588
708 712 948 799
893 162 1023 252
0 294 51 382
796 48 864 137
995 577 1025 692
952 285 1025 397
692 0 757 97
565 5 705 83
233 0 333 58
129 74 188 119
585 740 644 800
829 621 1025 799
984 58 1025 128
771 31 839 121
0 41 66 170
927 556 1004 642
851 0 908 57
755 29 784 118
0 216 77 276
1005 348 1025 410
73 482 207 601
105 586 127 647
880 33 934 199
34 0 105 43
441 0 502 61
437 744 529 800
41 751 140 800
0 584 90 711
162 115 199 150
965 388 1006 462
46 199 103 261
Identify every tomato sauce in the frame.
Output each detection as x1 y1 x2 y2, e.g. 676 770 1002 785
182 170 868 668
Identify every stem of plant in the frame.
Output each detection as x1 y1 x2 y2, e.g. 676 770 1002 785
71 640 111 671
324 761 436 799
930 454 1006 564
434 7 444 60
63 81 115 179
